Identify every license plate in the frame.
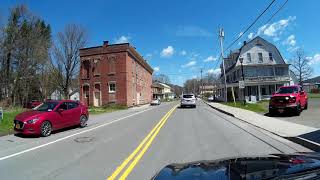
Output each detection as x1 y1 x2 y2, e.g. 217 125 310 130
278 109 284 113
279 100 283 103
15 123 20 129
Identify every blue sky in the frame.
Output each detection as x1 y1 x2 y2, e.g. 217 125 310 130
1 0 320 85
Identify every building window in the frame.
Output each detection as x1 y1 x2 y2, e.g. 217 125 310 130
109 82 116 93
269 53 273 61
246 53 251 63
93 59 101 76
109 60 116 73
82 61 90 79
258 53 263 63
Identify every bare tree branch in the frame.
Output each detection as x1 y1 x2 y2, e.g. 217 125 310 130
51 24 87 99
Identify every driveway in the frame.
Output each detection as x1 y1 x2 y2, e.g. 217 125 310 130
272 98 320 128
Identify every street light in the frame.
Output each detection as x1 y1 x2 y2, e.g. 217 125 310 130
239 58 246 105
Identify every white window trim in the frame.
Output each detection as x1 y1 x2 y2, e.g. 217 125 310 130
108 81 116 93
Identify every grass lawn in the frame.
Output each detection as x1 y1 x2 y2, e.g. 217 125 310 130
221 100 269 113
89 104 128 115
308 93 320 98
0 107 24 136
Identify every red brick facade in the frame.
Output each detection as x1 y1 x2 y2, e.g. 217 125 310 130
79 41 153 107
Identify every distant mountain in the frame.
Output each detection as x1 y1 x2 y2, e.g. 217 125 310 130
303 76 320 83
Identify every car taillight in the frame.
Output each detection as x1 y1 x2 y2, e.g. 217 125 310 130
289 97 296 103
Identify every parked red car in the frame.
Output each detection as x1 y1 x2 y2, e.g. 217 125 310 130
14 100 89 137
269 85 308 116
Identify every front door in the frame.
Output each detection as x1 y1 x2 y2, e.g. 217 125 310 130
66 102 81 126
94 92 101 106
83 86 90 106
299 86 306 107
94 84 101 107
56 102 73 128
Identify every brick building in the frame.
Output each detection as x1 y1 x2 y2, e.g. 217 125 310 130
79 41 153 107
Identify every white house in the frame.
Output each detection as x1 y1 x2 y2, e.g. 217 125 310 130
50 89 80 101
151 82 175 100
217 36 290 102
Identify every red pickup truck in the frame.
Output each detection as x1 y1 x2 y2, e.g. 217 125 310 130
269 85 308 116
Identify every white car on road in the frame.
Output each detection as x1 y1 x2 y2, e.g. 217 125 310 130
150 98 161 105
180 94 196 108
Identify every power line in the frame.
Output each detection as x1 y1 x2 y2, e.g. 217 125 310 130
211 0 289 76
223 0 277 53
264 0 289 25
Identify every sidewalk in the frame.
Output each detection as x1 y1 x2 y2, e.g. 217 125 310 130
205 101 318 137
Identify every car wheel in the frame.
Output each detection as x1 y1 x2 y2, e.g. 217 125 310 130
269 109 276 117
194 105 196 108
294 104 301 116
80 115 88 128
40 121 52 137
304 102 308 110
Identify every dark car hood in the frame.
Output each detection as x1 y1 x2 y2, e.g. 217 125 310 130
153 152 320 180
15 110 47 121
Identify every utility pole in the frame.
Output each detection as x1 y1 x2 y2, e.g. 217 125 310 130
200 68 203 98
219 28 227 102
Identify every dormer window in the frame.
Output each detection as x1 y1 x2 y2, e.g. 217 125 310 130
258 53 263 63
269 53 273 61
246 53 251 63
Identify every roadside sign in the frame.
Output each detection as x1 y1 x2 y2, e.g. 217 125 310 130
0 107 3 121
239 81 245 89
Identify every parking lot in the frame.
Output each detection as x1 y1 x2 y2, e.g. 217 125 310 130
273 98 320 128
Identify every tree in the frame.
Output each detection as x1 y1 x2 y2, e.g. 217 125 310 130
183 78 200 94
51 24 87 99
0 5 51 105
153 73 170 84
290 49 312 85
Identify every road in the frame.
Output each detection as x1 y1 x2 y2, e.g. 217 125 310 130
0 100 310 180
273 98 320 128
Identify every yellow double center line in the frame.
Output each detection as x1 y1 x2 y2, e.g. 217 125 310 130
108 105 178 180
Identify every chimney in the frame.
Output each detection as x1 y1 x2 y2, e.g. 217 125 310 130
243 41 247 45
103 41 109 47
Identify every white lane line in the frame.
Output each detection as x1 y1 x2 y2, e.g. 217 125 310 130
0 106 156 161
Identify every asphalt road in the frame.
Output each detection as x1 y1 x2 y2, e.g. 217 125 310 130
0 101 310 180
273 98 320 128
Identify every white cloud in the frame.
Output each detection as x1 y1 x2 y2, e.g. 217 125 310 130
203 56 217 62
283 35 296 46
238 32 244 37
182 60 196 68
207 68 221 75
176 26 213 37
287 46 299 52
248 32 254 39
153 66 160 72
160 46 174 57
308 54 320 65
257 16 296 38
180 50 187 56
145 53 153 59
114 35 131 44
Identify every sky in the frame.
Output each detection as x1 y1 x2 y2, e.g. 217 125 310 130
1 0 320 86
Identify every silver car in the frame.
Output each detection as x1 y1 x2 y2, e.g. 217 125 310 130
150 98 161 105
180 94 196 108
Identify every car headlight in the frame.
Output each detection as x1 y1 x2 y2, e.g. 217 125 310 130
27 117 40 124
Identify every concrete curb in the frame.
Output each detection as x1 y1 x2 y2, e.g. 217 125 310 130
203 100 320 152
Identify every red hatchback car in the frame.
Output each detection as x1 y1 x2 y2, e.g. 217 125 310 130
14 100 89 137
